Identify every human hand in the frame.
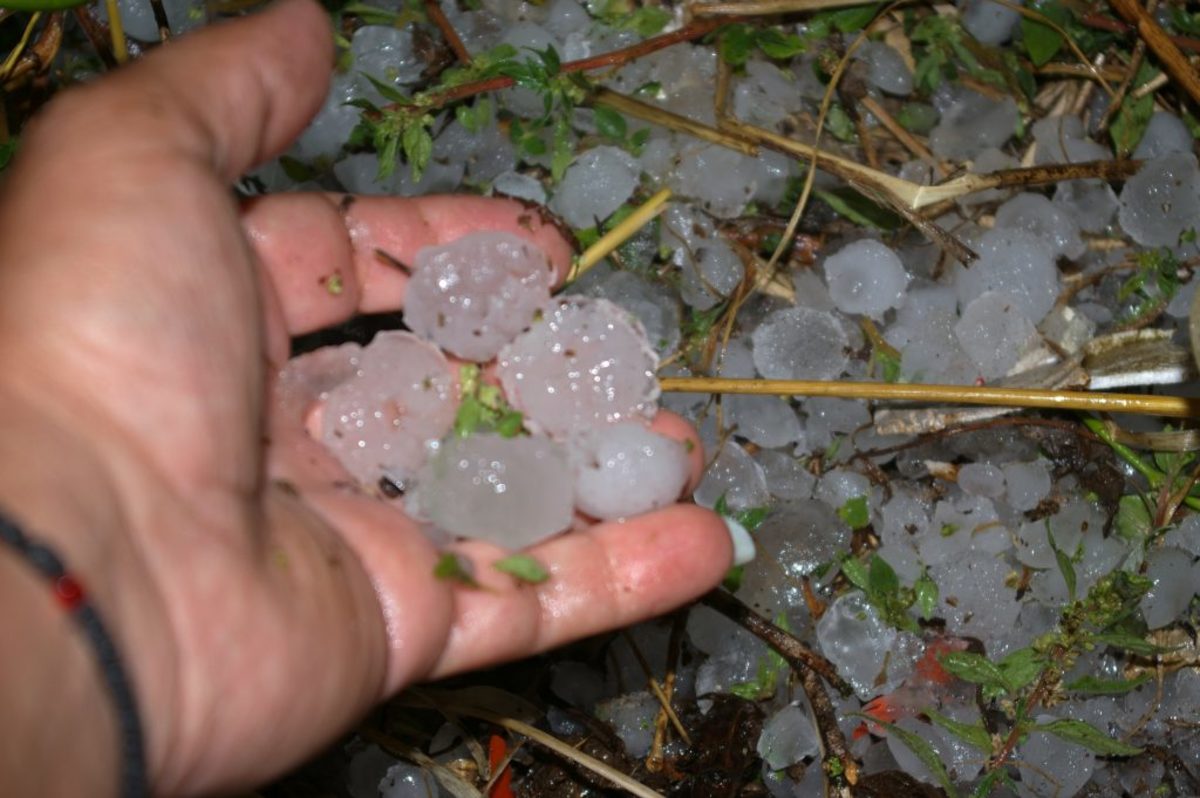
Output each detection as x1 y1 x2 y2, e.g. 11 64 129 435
0 1 733 793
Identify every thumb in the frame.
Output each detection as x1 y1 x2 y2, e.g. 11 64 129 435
22 0 333 180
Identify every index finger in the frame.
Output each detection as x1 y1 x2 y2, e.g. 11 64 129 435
242 193 575 336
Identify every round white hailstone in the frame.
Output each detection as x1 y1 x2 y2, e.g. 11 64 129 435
294 75 362 161
751 307 850 381
929 85 1019 160
1031 115 1111 165
351 26 425 97
405 232 555 362
407 433 574 548
1134 112 1194 160
670 143 770 219
736 500 849 617
1053 178 1119 233
497 296 660 437
823 239 911 319
954 228 1059 323
814 469 870 513
584 270 682 357
1015 716 1096 798
550 145 639 229
734 60 810 130
855 41 913 96
816 592 897 699
959 0 1021 44
758 703 820 770
755 450 816 501
994 193 1086 260
1118 153 1200 247
957 462 1004 498
1141 547 1197 629
595 692 659 759
569 422 690 520
379 762 440 798
725 395 803 448
954 291 1040 380
321 332 457 488
693 440 771 511
491 171 547 204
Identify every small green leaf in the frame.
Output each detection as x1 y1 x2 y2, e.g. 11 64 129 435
401 120 434 182
719 24 755 68
279 155 315 183
841 555 870 592
925 708 993 754
915 573 939 619
895 103 939 135
0 139 15 172
1065 674 1153 695
971 767 1015 798
1115 495 1153 543
837 495 871 530
1020 2 1068 67
722 564 745 592
868 718 959 798
621 6 671 37
1093 632 1175 657
494 410 525 438
735 505 771 532
813 188 903 231
1110 64 1159 156
494 554 550 583
939 651 1010 693
593 105 628 141
434 553 480 587
868 554 900 602
1034 718 1144 757
998 647 1043 693
822 3 883 33
755 28 807 60
824 103 857 143
360 72 412 105
1046 522 1077 602
550 115 574 183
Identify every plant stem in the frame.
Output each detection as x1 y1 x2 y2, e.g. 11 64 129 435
661 376 1200 419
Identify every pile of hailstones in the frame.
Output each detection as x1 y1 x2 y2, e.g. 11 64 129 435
285 231 692 548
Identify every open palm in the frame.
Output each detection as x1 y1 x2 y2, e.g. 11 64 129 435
0 1 731 793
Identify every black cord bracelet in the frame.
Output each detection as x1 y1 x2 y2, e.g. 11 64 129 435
0 511 148 798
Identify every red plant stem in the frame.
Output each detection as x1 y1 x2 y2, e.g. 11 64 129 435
423 0 471 64
1079 11 1200 55
380 16 738 114
487 734 515 798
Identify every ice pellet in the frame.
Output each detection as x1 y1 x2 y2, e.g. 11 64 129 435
1141 547 1198 628
758 702 820 770
407 433 574 548
954 228 1059 323
994 193 1086 260
823 240 910 319
497 296 660 437
929 85 1019 160
954 291 1040 380
1118 153 1200 247
551 145 640 228
570 422 690 520
1133 112 1194 160
405 232 555 362
751 307 850 381
321 332 457 488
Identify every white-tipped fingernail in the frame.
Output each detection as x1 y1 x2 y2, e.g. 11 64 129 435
723 516 756 566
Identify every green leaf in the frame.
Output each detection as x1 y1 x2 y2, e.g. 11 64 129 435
621 6 671 37
824 103 857 142
971 767 1015 798
813 188 903 231
376 127 401 180
998 647 1043 693
719 24 755 68
823 3 882 33
1065 674 1153 695
868 554 900 602
1046 522 1077 602
722 564 745 592
0 0 88 8
1034 718 1144 757
550 114 574 183
837 495 871 530
1110 64 1159 157
735 505 771 532
896 103 939 135
1093 632 1175 657
433 552 480 587
755 28 807 60
593 105 628 141
1020 1 1068 67
401 118 434 181
841 554 870 592
939 651 1010 693
915 573 939 619
494 554 550 583
278 155 316 183
1115 494 1153 543
925 708 993 754
0 139 17 172
868 718 959 798
360 72 412 105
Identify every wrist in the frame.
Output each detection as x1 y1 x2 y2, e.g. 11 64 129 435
0 386 174 795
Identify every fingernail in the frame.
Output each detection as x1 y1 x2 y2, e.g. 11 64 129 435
723 516 756 566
